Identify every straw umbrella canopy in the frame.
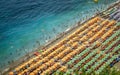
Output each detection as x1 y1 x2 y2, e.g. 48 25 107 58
36 60 41 65
15 67 19 72
22 62 29 69
9 72 14 75
23 69 28 73
15 65 23 72
29 59 35 65
37 66 42 71
36 68 40 72
27 60 32 65
30 72 35 75
34 56 39 60
32 57 38 61
27 65 35 72
60 66 67 72
20 69 28 75
37 55 42 59
20 64 26 70
18 73 22 75
33 70 38 74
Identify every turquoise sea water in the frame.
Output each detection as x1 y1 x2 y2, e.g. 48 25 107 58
0 0 118 70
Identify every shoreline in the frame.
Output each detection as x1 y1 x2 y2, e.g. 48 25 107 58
2 0 120 75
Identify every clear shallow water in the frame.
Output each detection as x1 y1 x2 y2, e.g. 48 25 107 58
0 0 117 70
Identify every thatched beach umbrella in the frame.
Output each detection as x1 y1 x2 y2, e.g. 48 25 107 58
20 69 28 75
15 65 23 72
27 60 33 65
9 72 14 75
33 70 38 74
15 68 19 72
30 72 35 75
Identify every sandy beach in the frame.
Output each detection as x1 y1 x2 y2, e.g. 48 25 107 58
2 0 120 75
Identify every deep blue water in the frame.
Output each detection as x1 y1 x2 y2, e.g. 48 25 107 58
0 0 118 70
